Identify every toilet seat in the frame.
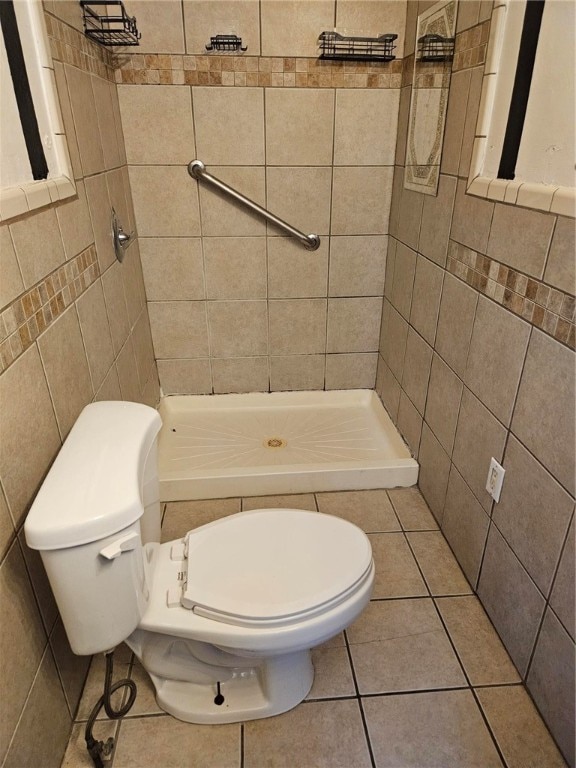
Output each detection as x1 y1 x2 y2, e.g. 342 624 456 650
179 509 373 629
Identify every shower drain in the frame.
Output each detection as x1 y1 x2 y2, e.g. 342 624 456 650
264 437 287 449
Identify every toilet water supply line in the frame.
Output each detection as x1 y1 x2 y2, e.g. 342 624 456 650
85 650 137 767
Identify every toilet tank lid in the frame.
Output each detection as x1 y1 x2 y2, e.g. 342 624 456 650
25 402 162 551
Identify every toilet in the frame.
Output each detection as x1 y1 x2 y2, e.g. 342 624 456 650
25 401 374 724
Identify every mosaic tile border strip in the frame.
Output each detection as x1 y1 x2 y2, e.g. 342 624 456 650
114 54 403 88
44 12 115 81
452 20 489 71
0 246 100 374
447 239 575 349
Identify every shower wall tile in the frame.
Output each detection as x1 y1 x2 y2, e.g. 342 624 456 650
53 61 82 180
212 357 269 394
0 227 24 310
127 1 185 54
92 76 122 171
377 357 401 422
390 242 417 320
0 488 14 562
328 236 387 298
331 167 393 235
64 65 104 176
85 173 116 271
101 261 131 355
208 300 268 358
269 299 327 355
435 273 478 378
384 303 409 382
132 310 157 391
140 238 205 301
458 66 484 178
487 205 555 279
397 391 423 457
326 298 383 353
199 167 267 237
450 180 494 254
396 186 424 252
76 280 115 393
118 85 195 165
549 516 575 639
325 353 378 390
267 167 332 236
9 207 65 289
440 69 470 177
424 354 463 455
183 0 261 55
204 237 267 299
149 301 209 359
94 365 122 401
409 255 444 345
401 328 433 415
260 0 335 57
335 1 407 58
395 87 411 166
334 89 399 166
265 89 334 166
55 180 94 262
129 166 201 237
418 174 457 267
268 237 329 298
193 87 264 165
543 217 576 295
115 337 141 402
270 355 325 391
157 359 212 395
417 424 450 525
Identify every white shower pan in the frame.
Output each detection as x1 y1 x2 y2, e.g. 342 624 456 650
158 390 418 501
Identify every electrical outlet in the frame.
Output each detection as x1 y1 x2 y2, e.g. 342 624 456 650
486 458 505 503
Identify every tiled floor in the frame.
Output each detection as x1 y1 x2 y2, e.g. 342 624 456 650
62 489 567 768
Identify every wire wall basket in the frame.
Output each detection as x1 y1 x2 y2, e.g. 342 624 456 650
205 34 247 52
417 34 455 62
318 31 397 62
80 1 141 47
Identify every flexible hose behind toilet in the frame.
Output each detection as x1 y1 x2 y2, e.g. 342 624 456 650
84 650 137 767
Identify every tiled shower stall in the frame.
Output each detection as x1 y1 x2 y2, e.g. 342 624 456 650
0 1 573 766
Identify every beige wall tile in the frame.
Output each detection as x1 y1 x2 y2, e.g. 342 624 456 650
266 88 334 166
477 685 568 768
55 180 94 261
437 596 520 685
435 271 478 377
118 85 195 165
269 354 325 390
544 217 576 294
409 255 443 345
459 67 484 178
4 647 72 768
107 169 130 242
336 0 407 55
452 388 506 513
92 75 121 171
184 0 261 54
94 364 122 401
260 0 335 57
53 61 81 180
204 237 266 299
116 336 141 402
487 204 555 279
418 174 457 267
132 310 156 391
328 236 387 297
511 329 575 495
10 207 65 288
0 226 24 309
325 352 378 389
149 301 209 359
327 297 382 353
425 353 463 454
120 239 148 329
397 390 422 455
269 299 327 354
441 69 471 176
494 436 573 596
465 296 530 426
0 345 61 526
128 1 185 53
85 173 115 272
451 179 494 254
334 89 399 166
109 83 127 167
377 357 401 421
129 165 200 237
395 86 411 166
396 185 424 251
382 302 408 382
418 423 450 524
527 609 576 766
442 467 490 588
76 280 115 393
0 542 49 766
64 65 104 176
140 238 205 301
198 166 266 237
101 262 130 354
407 532 471 596
550 516 575 640
208 300 267 357
267 166 332 236
391 242 416 320
478 525 546 676
157 359 212 395
38 306 94 439
456 0 481 31
401 327 432 415
404 0 418 56
212 357 269 393
331 167 393 235
0 486 14 562
193 87 264 165
268 236 329 298
45 0 83 29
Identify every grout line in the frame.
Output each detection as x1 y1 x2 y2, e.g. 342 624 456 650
342 631 376 768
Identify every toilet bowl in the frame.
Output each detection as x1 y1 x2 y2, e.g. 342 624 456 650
25 402 374 724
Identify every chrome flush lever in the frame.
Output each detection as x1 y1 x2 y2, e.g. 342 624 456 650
112 207 133 263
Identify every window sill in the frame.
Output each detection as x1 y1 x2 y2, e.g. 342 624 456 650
0 175 76 222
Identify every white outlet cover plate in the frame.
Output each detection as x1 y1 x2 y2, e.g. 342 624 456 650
486 457 505 503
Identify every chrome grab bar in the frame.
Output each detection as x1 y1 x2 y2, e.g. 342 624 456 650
188 160 321 251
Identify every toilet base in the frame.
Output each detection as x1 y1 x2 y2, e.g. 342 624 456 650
150 650 314 724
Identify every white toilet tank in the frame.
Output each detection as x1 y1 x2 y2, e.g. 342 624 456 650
25 402 163 655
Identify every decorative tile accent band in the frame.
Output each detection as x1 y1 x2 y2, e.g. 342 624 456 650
114 54 403 88
447 239 575 349
0 245 100 374
452 20 490 71
44 11 115 81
